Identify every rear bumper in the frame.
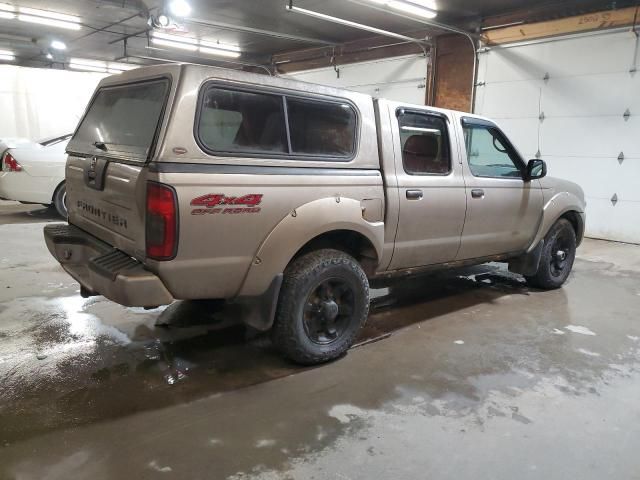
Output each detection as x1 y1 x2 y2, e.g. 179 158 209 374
44 223 174 307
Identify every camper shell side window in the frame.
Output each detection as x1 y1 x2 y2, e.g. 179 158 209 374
194 82 359 162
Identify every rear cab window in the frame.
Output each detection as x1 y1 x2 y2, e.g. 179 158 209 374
398 111 451 175
68 78 171 162
196 84 358 160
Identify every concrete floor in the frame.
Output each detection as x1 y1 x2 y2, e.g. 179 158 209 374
1 200 639 479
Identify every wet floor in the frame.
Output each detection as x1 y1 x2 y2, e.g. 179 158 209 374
1 201 640 479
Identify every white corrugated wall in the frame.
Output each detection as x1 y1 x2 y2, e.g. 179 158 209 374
0 65 106 141
286 54 429 106
475 29 640 244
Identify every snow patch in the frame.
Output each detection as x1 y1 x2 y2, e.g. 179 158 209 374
552 329 565 335
627 335 639 342
148 460 172 473
454 340 465 345
565 325 596 336
577 348 601 357
329 404 368 424
255 439 276 448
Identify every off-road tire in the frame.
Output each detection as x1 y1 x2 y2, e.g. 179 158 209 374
525 218 576 290
272 249 369 365
53 182 68 219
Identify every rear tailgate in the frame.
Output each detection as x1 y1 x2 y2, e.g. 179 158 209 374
66 157 148 258
65 67 179 260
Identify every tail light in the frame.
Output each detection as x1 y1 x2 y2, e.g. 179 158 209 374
2 152 22 172
146 182 179 261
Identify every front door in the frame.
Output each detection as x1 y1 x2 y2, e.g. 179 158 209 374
456 117 543 260
389 107 467 270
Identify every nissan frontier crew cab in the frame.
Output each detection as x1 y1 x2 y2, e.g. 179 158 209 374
44 64 586 365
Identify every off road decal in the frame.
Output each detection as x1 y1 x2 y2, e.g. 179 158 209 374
190 194 263 215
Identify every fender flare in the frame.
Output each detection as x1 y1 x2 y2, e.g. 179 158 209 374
237 196 384 298
527 191 585 253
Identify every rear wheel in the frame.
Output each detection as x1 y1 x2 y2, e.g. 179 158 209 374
53 182 67 219
272 249 369 365
525 219 576 289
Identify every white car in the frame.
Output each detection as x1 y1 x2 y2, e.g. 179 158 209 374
0 134 72 217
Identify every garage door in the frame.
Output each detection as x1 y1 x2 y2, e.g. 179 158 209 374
286 54 428 105
475 29 640 244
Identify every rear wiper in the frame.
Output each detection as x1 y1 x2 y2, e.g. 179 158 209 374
93 141 108 152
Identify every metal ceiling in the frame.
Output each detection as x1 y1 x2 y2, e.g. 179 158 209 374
0 0 634 71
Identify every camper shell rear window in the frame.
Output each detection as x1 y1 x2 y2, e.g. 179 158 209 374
68 77 170 162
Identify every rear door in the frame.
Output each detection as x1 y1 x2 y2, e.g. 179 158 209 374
386 103 467 270
65 75 174 259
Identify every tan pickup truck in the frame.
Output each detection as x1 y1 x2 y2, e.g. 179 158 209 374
44 64 586 364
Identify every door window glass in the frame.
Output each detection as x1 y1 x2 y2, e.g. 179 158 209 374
399 112 450 175
463 126 522 178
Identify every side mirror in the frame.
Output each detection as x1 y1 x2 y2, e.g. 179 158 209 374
526 159 547 181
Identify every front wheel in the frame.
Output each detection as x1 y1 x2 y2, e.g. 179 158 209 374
53 182 68 219
272 249 370 365
525 218 576 289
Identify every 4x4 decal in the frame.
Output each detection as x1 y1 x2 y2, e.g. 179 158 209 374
191 194 263 215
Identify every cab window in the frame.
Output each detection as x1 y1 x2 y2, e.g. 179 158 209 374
463 125 522 178
398 112 450 175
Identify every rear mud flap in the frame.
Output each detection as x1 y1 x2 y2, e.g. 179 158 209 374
234 275 283 331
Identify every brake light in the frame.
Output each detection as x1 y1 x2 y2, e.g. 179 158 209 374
146 182 178 261
3 152 22 172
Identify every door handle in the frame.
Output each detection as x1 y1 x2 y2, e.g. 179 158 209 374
406 190 423 200
471 189 485 199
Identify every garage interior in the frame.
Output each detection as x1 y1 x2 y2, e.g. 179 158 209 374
1 0 639 478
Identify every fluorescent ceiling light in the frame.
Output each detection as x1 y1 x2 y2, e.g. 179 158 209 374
200 39 241 53
0 48 15 61
152 31 198 44
50 40 66 50
18 15 81 30
16 7 81 30
199 47 241 58
168 0 191 17
0 3 13 19
111 63 138 71
405 0 437 10
388 0 437 18
362 0 437 19
151 32 242 58
151 31 198 50
69 57 139 74
70 62 106 73
19 7 80 22
152 37 198 51
70 58 105 68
